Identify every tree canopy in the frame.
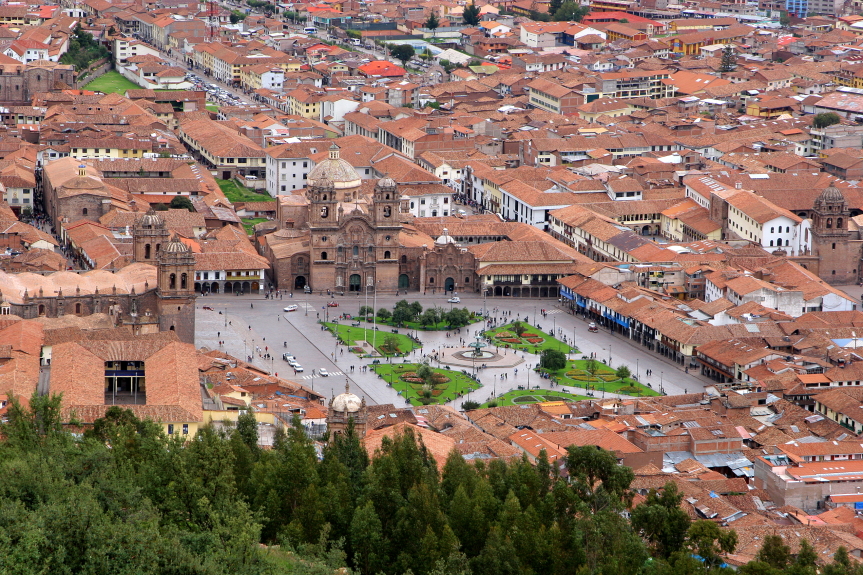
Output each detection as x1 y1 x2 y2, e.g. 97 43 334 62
390 44 415 66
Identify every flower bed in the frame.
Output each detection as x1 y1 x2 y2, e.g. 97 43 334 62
431 374 450 384
526 338 544 344
501 338 521 343
495 331 514 338
351 347 364 354
403 377 424 383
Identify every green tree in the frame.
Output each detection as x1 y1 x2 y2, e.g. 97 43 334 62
351 500 387 574
390 44 415 67
540 349 567 371
382 333 400 354
377 307 392 321
719 44 736 72
756 534 790 570
235 408 259 452
553 2 589 21
463 1 481 25
585 358 600 391
566 445 634 512
170 195 194 211
511 321 527 337
462 400 480 410
425 11 440 34
359 305 373 318
631 482 691 558
779 11 791 26
410 300 423 318
420 307 441 327
548 0 563 16
788 540 817 575
615 365 632 380
687 520 737 570
813 112 840 129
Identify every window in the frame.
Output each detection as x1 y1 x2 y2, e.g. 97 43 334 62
465 277 470 283
82 208 88 215
320 206 328 218
401 255 407 263
321 251 327 260
833 243 836 250
383 206 391 218
169 273 176 289
429 277 435 283
181 273 187 289
827 218 833 228
770 227 774 233
75 303 81 314
384 250 391 259
144 244 151 259
168 424 174 434
182 424 189 435
353 245 358 256
838 218 843 229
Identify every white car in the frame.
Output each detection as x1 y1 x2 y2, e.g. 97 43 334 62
448 296 460 303
293 364 304 372
284 304 299 312
318 369 329 377
288 359 300 367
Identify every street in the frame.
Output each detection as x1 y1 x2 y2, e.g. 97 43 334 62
195 290 711 410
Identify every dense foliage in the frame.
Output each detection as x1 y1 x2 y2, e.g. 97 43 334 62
60 25 110 71
2 395 861 575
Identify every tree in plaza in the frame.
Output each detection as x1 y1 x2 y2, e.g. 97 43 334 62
584 358 600 391
615 365 632 381
444 307 471 328
511 321 527 337
390 43 415 67
719 44 737 73
631 482 691 558
377 307 392 321
392 305 413 325
382 333 400 354
420 307 442 327
540 349 567 372
463 1 481 26
409 300 423 318
358 305 373 318
169 195 194 211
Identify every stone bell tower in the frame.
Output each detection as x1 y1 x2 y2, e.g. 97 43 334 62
156 234 196 342
132 209 170 263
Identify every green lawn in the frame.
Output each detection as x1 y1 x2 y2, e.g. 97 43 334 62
541 359 659 397
483 323 575 353
216 179 272 203
323 322 420 357
372 363 480 406
241 217 268 234
481 389 592 407
206 104 220 112
347 315 481 332
84 71 141 94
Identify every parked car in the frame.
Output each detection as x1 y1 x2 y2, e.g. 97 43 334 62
588 322 598 333
282 353 295 362
448 296 460 303
293 364 304 372
284 304 299 312
318 369 329 377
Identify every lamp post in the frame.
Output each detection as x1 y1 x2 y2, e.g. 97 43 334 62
372 279 378 355
533 304 536 325
660 371 664 395
493 374 497 397
608 344 612 367
636 358 640 380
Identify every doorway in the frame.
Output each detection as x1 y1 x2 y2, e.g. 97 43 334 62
295 275 307 290
445 277 454 292
349 274 361 292
399 274 409 289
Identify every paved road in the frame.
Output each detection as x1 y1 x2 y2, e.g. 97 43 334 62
195 290 711 409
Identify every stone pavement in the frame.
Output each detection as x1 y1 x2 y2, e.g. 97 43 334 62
194 291 713 410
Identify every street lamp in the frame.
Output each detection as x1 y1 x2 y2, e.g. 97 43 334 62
533 305 536 325
608 344 612 367
660 371 664 394
636 358 640 380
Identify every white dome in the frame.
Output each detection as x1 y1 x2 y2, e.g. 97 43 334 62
307 143 361 190
435 228 455 245
332 391 362 413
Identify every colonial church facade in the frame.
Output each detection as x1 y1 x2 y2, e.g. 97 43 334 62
262 144 476 295
0 210 197 343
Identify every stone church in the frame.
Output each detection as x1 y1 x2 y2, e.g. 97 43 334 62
0 210 197 343
262 144 476 294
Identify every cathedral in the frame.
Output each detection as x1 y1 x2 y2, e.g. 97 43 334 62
262 144 476 295
0 210 197 343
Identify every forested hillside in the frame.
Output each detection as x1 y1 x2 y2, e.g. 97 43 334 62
0 395 856 575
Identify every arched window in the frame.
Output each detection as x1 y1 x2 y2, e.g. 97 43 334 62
321 251 328 260
322 194 328 200
429 277 435 283
385 193 390 200
465 277 470 283
181 273 187 289
769 240 774 247
156 244 161 254
75 303 81 314
144 244 151 259
383 206 391 218
838 218 843 229
786 239 790 246
82 208 88 215
321 206 328 218
38 304 45 316
337 246 343 254
169 273 176 289
786 226 790 233
833 243 837 250
770 227 774 233
401 255 407 263
353 245 358 256
827 218 833 228
384 250 391 259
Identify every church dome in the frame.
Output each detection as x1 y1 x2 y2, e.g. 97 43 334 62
307 143 361 190
435 228 456 245
332 390 362 413
139 210 164 228
163 236 189 253
377 174 397 190
817 185 845 204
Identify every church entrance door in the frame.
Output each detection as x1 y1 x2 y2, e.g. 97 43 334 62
349 274 361 292
399 274 409 289
445 277 455 292
295 276 307 290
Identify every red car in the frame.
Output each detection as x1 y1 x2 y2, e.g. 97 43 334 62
327 301 339 307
